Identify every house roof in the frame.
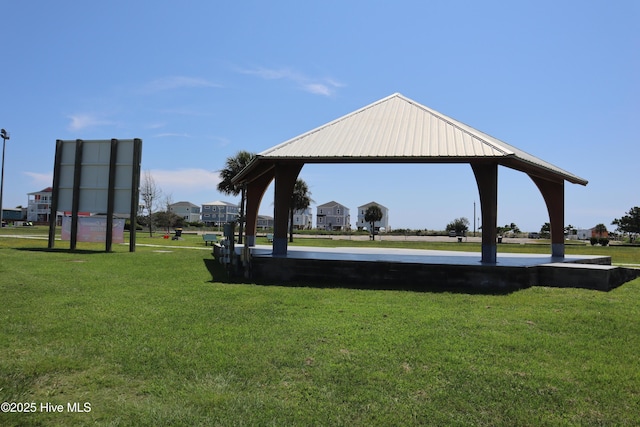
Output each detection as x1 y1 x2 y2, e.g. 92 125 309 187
170 201 199 208
28 187 53 195
317 200 348 209
358 201 388 210
202 200 237 207
234 93 587 185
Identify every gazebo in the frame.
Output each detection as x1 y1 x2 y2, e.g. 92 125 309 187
232 93 587 264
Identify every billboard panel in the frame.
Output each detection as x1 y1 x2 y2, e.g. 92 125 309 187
61 216 125 243
55 139 139 214
49 138 142 252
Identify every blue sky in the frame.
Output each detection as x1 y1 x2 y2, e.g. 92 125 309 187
1 1 638 232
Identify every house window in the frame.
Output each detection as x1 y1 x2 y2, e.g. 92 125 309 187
336 209 340 214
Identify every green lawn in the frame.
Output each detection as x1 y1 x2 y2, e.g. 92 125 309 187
1 231 639 426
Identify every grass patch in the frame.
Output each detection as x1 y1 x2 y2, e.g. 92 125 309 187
1 233 639 425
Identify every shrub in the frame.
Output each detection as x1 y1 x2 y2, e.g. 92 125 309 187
590 237 598 246
598 237 610 246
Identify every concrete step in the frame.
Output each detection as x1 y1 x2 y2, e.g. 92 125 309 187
538 263 640 291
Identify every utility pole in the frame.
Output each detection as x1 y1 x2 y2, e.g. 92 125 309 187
0 129 10 226
473 201 476 237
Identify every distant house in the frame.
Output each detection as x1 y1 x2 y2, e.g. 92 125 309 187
356 201 389 232
1 208 24 222
201 200 239 226
316 201 350 231
169 201 201 223
27 187 53 222
577 227 609 240
257 215 274 230
292 207 313 230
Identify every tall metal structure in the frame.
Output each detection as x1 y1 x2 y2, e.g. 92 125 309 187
0 129 10 225
48 139 143 252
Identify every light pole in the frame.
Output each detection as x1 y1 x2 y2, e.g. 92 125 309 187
473 201 476 237
0 129 10 226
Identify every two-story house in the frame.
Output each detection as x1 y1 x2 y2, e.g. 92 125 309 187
292 207 313 230
257 215 274 230
356 201 389 232
316 201 350 231
27 187 53 222
201 200 239 226
169 201 201 223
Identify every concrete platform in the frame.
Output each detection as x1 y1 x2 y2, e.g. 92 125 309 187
222 245 640 292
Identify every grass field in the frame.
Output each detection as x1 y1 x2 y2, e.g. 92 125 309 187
1 228 639 426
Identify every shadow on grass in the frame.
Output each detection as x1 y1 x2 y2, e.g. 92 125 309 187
16 247 116 255
202 258 516 295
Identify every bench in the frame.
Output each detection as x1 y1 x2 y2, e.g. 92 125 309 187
266 233 274 242
203 234 218 246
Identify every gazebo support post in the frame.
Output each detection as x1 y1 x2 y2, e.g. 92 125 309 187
472 163 498 264
272 163 303 256
529 175 565 258
244 171 274 247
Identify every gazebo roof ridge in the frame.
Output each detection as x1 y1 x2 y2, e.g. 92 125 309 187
234 93 587 186
258 92 519 159
245 92 587 185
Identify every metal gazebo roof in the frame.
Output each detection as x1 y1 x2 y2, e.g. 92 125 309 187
234 93 587 186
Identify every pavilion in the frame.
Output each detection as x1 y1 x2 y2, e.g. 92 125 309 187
232 93 588 264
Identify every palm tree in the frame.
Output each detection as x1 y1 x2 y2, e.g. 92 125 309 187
217 151 256 244
217 150 255 195
289 179 313 242
594 223 608 238
364 205 383 241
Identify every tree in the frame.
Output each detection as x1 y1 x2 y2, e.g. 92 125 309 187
565 224 576 237
446 217 470 236
612 207 640 243
365 205 383 240
594 223 608 238
498 223 521 236
140 170 162 237
217 151 256 196
289 179 313 242
540 222 551 239
217 151 256 244
153 211 183 234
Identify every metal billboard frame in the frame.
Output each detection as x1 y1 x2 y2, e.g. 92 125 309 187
48 138 142 252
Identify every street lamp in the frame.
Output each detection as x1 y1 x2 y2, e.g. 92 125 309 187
0 129 10 226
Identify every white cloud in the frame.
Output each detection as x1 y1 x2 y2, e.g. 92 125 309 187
143 76 222 93
238 66 344 96
24 171 53 187
67 113 114 131
304 83 333 96
149 168 221 199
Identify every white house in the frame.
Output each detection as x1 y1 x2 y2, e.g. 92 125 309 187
356 201 389 232
292 207 313 230
316 201 350 231
27 187 53 222
168 201 201 223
